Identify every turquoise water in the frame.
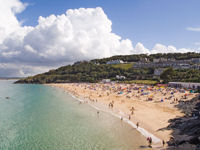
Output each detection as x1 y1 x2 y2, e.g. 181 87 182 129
0 80 148 150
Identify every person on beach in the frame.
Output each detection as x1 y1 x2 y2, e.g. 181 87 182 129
147 137 152 147
108 102 113 108
149 137 152 147
162 140 165 147
128 115 131 120
136 122 139 128
130 107 135 115
110 101 114 108
121 117 123 121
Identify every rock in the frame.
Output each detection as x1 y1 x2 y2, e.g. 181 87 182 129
166 96 200 149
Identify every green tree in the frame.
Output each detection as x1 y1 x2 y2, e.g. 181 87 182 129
160 68 174 82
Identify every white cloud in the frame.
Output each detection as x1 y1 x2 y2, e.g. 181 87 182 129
151 44 192 54
186 27 200 32
0 0 27 43
133 43 193 54
0 63 52 77
0 0 195 77
134 43 150 54
0 6 134 65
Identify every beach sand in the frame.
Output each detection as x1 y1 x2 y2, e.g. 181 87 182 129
49 83 198 148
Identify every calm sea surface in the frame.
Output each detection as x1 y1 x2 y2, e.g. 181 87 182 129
0 80 149 150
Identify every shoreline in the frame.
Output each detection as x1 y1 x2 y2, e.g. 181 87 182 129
49 84 164 148
48 83 199 149
67 90 161 143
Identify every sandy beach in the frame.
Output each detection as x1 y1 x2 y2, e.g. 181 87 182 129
49 83 199 148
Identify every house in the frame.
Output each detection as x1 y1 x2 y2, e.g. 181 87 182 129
191 58 200 64
93 61 100 65
193 64 200 70
180 64 191 69
169 82 200 90
153 59 160 63
153 58 168 63
133 57 200 70
106 60 124 65
161 58 168 62
168 58 176 62
173 63 191 69
101 79 111 83
116 75 126 80
140 58 149 63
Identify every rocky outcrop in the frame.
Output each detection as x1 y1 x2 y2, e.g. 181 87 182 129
166 95 200 150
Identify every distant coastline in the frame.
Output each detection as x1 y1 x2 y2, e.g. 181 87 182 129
0 78 23 80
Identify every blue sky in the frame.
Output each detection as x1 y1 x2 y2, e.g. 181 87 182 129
18 0 200 50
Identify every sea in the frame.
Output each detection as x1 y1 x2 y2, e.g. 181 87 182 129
0 80 150 150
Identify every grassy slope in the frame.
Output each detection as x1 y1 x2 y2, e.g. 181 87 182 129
111 63 134 70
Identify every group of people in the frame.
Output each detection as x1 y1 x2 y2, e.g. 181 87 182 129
72 83 196 106
56 83 198 149
147 137 165 148
108 101 114 108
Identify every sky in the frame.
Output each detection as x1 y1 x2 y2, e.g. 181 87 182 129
0 0 200 77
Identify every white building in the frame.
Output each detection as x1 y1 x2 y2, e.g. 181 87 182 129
101 79 111 83
116 75 126 80
169 82 200 90
140 58 149 63
153 58 168 63
191 58 200 64
106 60 124 65
179 64 191 69
153 59 160 63
193 64 200 70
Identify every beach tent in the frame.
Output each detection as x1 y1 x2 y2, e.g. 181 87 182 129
190 90 195 93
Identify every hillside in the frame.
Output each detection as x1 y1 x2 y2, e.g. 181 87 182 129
91 52 200 64
15 52 200 84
